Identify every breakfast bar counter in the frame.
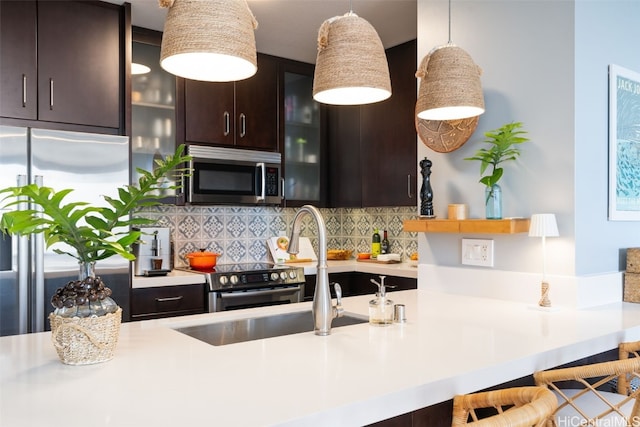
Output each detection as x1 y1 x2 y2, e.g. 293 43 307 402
3 289 640 426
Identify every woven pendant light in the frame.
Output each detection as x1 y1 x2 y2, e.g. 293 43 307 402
313 12 391 105
158 0 258 82
415 0 484 120
415 45 484 120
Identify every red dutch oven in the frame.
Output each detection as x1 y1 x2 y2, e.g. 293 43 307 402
186 249 220 270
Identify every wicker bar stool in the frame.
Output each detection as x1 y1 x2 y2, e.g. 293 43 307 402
618 340 640 394
534 358 640 426
451 386 557 426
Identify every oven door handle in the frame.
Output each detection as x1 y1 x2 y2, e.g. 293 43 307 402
256 162 265 202
217 286 301 299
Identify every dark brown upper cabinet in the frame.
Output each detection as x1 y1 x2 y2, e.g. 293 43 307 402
0 1 126 133
327 39 417 208
178 53 279 152
279 58 327 207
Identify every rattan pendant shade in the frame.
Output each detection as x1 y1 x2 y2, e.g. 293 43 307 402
313 12 391 105
159 0 258 82
415 45 485 120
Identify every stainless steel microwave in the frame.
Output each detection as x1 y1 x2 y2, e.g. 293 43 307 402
182 145 282 205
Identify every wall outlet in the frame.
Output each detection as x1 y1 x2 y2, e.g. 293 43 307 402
461 238 494 267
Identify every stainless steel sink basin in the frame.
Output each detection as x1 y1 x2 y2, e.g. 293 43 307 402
175 311 367 346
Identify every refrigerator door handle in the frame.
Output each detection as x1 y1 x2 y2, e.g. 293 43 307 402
16 175 29 334
33 175 45 332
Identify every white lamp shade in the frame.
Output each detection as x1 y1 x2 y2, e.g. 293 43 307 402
313 13 391 105
159 0 258 82
529 214 559 237
415 45 485 120
131 62 151 75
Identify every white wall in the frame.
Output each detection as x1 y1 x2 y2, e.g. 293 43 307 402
416 0 639 305
417 0 575 275
574 0 640 275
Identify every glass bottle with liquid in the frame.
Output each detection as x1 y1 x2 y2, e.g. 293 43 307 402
371 228 381 259
381 230 389 254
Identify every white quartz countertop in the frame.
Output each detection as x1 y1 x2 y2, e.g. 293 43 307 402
3 290 640 427
131 269 207 288
299 259 418 278
131 260 417 289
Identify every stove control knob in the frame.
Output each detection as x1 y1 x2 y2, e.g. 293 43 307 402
288 271 298 280
219 276 229 286
279 272 288 280
230 275 239 285
270 272 280 281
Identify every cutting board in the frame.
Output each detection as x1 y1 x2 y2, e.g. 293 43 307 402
284 258 313 263
356 258 401 264
267 236 317 264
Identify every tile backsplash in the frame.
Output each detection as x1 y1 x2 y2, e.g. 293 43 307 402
136 206 418 266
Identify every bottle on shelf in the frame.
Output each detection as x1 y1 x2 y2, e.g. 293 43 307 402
371 228 381 259
381 230 390 254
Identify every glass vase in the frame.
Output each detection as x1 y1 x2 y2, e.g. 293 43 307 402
53 262 118 318
485 184 502 219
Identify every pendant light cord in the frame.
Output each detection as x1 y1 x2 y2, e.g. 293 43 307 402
448 0 452 44
349 0 353 14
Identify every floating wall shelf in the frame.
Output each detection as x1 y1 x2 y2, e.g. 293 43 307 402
403 218 530 234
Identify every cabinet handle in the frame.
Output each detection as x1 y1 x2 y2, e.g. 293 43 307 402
257 162 265 201
49 78 54 110
407 174 413 199
223 111 230 136
239 113 246 138
22 74 27 107
155 296 184 303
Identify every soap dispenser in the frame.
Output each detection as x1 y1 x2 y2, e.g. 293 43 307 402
369 276 394 326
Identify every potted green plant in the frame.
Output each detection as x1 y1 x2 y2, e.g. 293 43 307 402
464 122 529 219
0 145 190 365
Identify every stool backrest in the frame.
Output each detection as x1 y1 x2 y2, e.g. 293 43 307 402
534 357 640 425
451 386 557 426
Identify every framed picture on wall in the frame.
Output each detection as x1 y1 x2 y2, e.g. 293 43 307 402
609 64 640 221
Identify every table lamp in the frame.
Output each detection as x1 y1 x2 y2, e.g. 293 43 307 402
529 214 559 308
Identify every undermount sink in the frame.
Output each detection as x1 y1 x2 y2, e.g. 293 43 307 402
175 311 368 346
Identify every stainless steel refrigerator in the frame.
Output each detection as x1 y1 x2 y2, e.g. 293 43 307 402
0 126 131 336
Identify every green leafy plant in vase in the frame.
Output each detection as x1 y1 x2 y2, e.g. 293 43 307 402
464 122 529 219
0 145 191 365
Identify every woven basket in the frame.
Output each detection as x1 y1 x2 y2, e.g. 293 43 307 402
49 307 122 365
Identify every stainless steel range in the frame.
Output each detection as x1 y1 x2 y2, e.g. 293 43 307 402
178 263 305 312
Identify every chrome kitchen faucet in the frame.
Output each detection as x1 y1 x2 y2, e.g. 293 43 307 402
288 205 343 335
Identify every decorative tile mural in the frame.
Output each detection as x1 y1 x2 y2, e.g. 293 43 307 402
136 206 419 266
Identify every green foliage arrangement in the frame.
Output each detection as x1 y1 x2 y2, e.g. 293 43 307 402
0 145 191 264
464 122 530 188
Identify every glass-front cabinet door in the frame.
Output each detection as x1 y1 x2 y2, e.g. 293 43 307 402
131 27 176 196
283 65 323 206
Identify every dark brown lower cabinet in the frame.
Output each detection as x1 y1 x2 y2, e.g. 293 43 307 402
304 272 417 301
131 284 206 321
351 273 417 296
366 401 453 427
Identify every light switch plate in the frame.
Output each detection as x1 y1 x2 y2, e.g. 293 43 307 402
461 238 494 267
